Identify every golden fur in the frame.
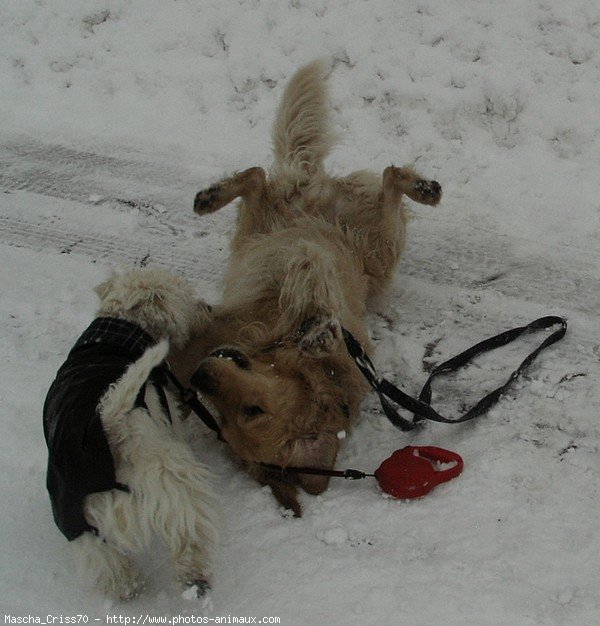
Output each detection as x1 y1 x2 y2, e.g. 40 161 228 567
172 61 441 516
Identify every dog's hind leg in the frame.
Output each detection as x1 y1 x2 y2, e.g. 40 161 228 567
160 466 219 596
72 531 141 600
342 166 441 299
381 165 441 207
194 167 268 215
170 543 213 597
125 410 219 595
194 167 292 243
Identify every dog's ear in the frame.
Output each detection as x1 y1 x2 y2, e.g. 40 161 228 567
93 274 116 301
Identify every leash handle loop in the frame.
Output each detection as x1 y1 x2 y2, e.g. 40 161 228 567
344 316 567 431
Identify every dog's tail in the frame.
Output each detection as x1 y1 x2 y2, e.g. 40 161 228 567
99 341 169 442
271 60 335 178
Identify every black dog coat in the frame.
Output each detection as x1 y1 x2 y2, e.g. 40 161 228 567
43 317 158 541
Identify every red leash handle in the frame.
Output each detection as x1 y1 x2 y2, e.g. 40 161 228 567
374 446 463 499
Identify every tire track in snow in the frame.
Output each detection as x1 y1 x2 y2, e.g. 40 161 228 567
0 135 201 238
403 226 600 317
1 135 597 317
0 214 217 277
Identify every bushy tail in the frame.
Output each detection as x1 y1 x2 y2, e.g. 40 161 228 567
99 341 169 441
271 60 335 177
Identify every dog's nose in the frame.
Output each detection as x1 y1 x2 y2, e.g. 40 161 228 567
190 364 219 395
209 347 250 370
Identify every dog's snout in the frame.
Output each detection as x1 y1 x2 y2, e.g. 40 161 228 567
209 347 250 370
190 364 219 395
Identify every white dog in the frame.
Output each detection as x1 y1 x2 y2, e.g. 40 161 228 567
43 269 220 600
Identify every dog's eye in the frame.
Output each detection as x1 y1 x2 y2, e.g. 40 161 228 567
243 405 265 418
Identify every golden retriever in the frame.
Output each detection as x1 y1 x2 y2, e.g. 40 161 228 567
172 60 441 516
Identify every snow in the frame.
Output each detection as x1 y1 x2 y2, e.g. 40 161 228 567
1 0 600 623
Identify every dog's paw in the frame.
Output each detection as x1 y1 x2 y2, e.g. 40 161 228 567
97 557 142 601
383 166 442 206
298 316 342 356
119 578 143 601
194 185 222 214
281 502 302 519
182 577 211 599
412 179 442 205
270 482 303 518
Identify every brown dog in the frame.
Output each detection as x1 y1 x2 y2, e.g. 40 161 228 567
172 61 441 516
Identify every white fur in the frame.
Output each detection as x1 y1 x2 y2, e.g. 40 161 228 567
70 269 220 601
95 268 212 349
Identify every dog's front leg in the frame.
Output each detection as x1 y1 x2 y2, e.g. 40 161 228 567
253 465 303 518
296 316 343 356
277 241 344 356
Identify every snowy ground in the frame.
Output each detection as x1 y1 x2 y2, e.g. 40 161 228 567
1 0 600 623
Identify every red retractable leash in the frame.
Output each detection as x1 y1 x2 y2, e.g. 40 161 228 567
374 446 463 499
262 445 464 499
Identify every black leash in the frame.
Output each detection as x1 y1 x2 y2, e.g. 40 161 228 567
260 463 374 480
343 316 568 432
164 316 567 482
163 367 223 439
